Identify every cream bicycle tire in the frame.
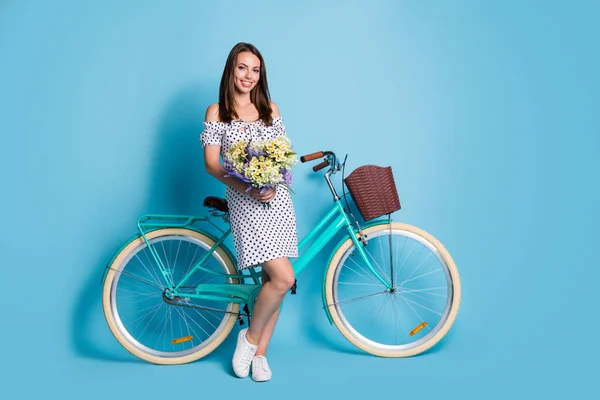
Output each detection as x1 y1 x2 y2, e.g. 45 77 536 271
324 222 461 357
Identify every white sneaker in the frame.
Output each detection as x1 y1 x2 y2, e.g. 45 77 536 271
232 328 258 378
251 355 272 382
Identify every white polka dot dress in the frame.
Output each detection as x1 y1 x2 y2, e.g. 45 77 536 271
200 116 299 270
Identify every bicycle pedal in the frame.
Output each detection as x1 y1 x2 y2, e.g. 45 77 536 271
291 279 297 294
241 304 251 326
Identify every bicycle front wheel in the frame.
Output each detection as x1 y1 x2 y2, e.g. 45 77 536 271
324 222 461 357
102 228 240 365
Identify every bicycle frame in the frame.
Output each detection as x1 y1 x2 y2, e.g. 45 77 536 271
123 196 391 316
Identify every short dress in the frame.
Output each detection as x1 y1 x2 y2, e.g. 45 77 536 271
200 116 299 270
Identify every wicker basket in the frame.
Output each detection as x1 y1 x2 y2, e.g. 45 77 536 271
344 165 401 221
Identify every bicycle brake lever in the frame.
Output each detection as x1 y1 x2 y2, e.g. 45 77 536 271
333 155 345 173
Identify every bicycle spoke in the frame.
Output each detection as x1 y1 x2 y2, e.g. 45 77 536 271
136 301 165 340
169 306 177 350
183 242 201 278
345 255 383 284
180 240 192 277
399 286 447 296
338 281 386 287
172 305 203 344
400 295 432 331
394 235 408 285
403 250 434 281
141 247 166 287
124 302 163 327
116 290 160 302
340 262 375 283
402 296 443 317
393 295 398 344
402 290 440 306
159 241 175 286
396 240 416 278
185 303 219 330
160 241 171 273
372 294 390 327
378 234 396 285
363 246 390 282
154 306 171 350
183 310 213 339
172 240 182 277
401 268 442 286
392 295 405 344
131 254 164 289
117 282 161 296
177 297 227 321
327 291 387 308
112 268 164 291
194 274 221 285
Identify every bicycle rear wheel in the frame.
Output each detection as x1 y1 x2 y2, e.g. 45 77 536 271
102 228 240 364
324 222 461 357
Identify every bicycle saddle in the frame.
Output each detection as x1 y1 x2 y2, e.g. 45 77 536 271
203 196 229 212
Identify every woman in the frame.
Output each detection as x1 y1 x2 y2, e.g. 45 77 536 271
200 42 299 382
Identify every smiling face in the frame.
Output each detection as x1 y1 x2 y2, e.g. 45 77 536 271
218 43 271 122
233 51 261 94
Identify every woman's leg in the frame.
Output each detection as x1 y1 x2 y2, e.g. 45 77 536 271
255 269 281 356
245 256 294 345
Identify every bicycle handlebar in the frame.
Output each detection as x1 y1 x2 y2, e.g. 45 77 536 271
300 151 324 162
301 150 339 173
313 160 330 172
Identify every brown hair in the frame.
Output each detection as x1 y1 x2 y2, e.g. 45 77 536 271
218 42 273 125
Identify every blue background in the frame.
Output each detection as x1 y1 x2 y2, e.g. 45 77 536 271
1 0 598 398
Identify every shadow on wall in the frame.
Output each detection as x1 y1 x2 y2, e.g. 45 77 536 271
70 83 223 362
145 82 224 214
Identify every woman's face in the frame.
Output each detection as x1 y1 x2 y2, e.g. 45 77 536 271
233 51 260 94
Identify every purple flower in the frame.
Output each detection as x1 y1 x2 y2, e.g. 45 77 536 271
282 169 293 185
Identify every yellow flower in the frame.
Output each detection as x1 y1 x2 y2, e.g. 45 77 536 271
266 143 277 155
228 140 249 163
273 149 286 162
231 148 245 160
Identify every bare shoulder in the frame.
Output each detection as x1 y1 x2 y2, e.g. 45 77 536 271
205 103 220 122
270 101 281 118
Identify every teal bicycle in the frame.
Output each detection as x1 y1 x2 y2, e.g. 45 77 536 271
101 150 461 364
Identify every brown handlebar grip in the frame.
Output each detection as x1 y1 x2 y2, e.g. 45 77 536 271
301 151 324 163
313 160 329 172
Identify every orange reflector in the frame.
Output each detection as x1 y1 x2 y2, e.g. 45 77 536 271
171 336 193 344
409 322 428 336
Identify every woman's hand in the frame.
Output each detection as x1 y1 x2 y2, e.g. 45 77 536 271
248 187 276 202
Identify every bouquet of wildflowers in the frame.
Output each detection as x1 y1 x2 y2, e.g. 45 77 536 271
222 136 298 207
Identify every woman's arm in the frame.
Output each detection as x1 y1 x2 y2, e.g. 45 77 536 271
203 104 253 195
